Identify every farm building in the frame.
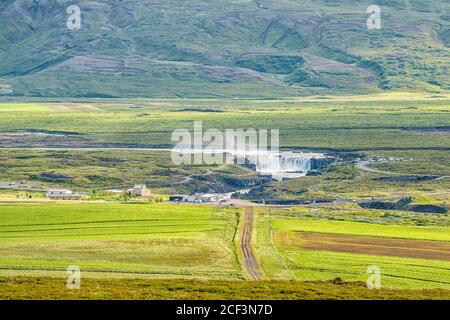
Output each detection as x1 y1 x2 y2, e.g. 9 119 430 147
106 189 123 194
182 193 232 203
169 195 188 202
46 189 83 200
129 184 153 198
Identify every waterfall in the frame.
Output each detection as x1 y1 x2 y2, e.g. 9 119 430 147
250 153 311 173
237 151 321 181
175 147 324 181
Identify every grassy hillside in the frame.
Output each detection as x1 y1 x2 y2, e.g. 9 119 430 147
0 0 448 98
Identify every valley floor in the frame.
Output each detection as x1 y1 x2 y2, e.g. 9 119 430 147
0 96 449 299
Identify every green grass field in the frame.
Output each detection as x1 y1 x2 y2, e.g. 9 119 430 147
275 249 450 290
0 194 448 298
0 203 242 280
0 95 449 151
255 212 450 290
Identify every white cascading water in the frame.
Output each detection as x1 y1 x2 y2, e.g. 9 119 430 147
233 151 323 181
252 154 312 173
173 147 324 181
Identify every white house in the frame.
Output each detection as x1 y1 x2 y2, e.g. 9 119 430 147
46 189 83 200
106 189 123 194
183 193 232 203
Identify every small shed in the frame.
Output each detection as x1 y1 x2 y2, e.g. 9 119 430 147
169 195 187 202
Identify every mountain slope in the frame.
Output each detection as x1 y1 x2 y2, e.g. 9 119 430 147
0 0 448 98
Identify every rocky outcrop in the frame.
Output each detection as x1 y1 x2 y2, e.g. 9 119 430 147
174 173 272 194
358 197 448 214
310 157 335 170
405 204 448 214
374 176 438 182
220 175 272 188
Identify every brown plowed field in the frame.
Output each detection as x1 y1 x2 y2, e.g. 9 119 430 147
274 231 450 261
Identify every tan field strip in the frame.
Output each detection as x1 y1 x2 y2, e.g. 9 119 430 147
50 104 101 111
274 231 450 261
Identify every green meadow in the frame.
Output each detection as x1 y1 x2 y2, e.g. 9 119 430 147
0 95 449 151
255 211 450 290
275 249 450 290
0 203 242 280
0 201 449 297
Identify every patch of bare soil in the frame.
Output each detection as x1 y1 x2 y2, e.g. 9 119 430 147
303 53 368 74
405 126 450 136
51 55 124 72
274 231 450 261
200 65 281 85
0 84 13 94
49 104 101 111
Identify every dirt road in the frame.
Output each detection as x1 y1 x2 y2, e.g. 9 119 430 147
240 208 263 281
356 161 399 175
